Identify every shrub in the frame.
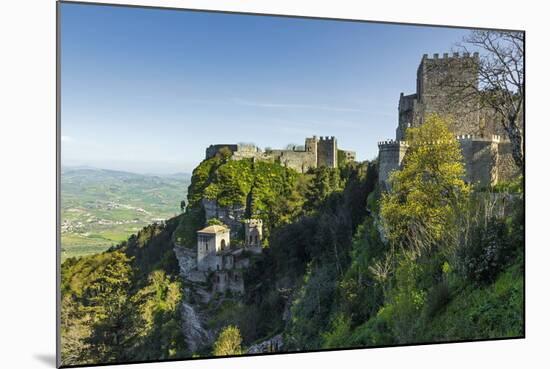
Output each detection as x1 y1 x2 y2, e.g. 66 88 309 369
424 280 451 318
457 217 516 284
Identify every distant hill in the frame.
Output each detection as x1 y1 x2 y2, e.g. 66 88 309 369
61 167 191 260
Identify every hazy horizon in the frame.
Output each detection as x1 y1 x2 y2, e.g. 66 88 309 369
61 2 471 173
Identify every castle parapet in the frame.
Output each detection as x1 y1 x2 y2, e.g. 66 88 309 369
378 139 408 147
422 51 480 61
455 134 503 142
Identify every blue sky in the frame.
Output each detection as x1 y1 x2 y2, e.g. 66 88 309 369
60 3 470 174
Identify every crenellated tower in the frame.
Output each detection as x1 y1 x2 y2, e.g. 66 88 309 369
380 52 520 189
316 136 337 168
397 52 481 140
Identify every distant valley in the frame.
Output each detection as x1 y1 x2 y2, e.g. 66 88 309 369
61 167 190 260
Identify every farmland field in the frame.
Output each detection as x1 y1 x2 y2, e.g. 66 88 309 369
61 167 190 260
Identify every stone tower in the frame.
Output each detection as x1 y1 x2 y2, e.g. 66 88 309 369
377 140 408 190
379 52 520 189
396 52 481 140
305 136 319 158
196 225 230 272
316 136 337 168
244 219 263 250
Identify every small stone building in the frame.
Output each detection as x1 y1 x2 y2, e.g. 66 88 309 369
196 225 230 272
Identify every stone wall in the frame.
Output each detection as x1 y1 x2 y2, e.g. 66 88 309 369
497 141 521 182
381 52 522 188
206 136 350 174
201 199 246 237
378 136 515 189
205 144 238 160
458 136 499 186
212 270 245 294
377 140 408 189
268 149 316 173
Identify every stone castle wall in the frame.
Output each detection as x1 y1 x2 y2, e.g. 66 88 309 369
377 140 408 189
267 149 317 173
379 135 519 188
205 136 353 174
381 52 521 188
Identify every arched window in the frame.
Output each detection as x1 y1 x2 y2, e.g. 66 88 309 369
221 239 226 250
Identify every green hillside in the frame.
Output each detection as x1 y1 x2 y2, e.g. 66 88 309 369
61 167 190 259
60 119 524 366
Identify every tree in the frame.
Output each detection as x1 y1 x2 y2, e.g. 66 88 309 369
435 31 524 169
304 167 343 212
465 31 524 169
206 218 224 226
380 115 471 255
212 325 243 356
180 200 186 212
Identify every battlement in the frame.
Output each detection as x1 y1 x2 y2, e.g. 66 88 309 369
378 139 409 147
455 134 503 142
379 135 503 148
206 135 349 173
244 218 263 226
422 52 479 60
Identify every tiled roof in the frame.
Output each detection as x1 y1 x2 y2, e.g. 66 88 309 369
197 224 228 234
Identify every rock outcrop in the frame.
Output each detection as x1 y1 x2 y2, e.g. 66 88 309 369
247 334 284 354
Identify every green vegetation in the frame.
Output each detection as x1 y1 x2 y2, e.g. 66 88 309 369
212 326 243 356
60 217 186 366
60 121 523 365
177 152 304 245
61 168 190 259
311 116 524 349
380 115 470 248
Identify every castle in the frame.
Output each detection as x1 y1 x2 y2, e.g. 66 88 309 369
205 136 356 173
378 52 521 188
196 219 263 294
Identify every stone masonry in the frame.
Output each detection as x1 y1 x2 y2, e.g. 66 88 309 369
379 52 521 188
196 219 264 295
205 136 354 173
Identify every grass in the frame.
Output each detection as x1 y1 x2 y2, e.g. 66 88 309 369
423 260 524 341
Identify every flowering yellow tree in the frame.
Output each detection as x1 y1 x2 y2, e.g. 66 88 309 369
380 115 470 255
212 325 243 356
